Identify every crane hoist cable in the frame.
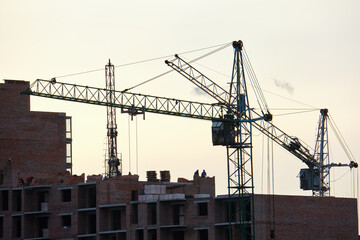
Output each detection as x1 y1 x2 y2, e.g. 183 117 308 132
128 115 132 174
243 48 270 115
328 114 357 163
53 42 232 79
136 116 139 175
182 56 231 79
262 89 319 109
272 109 319 117
122 42 232 92
260 122 276 239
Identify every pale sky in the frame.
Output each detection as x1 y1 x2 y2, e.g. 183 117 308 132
1 1 359 199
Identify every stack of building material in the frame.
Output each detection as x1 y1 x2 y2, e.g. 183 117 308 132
138 185 185 201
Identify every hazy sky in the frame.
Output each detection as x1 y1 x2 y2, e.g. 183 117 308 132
1 1 359 198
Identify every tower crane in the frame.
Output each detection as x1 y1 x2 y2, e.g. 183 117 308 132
21 40 357 240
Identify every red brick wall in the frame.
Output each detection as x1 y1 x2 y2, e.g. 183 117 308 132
254 194 359 240
0 80 67 187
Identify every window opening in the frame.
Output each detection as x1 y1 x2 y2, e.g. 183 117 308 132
111 210 121 230
148 229 156 240
12 216 21 238
173 230 184 240
88 187 96 208
198 229 208 240
62 215 71 228
38 217 48 237
131 204 138 224
89 213 96 234
136 229 144 240
0 216 3 238
131 190 138 201
61 189 71 202
198 202 208 216
148 203 157 225
1 190 8 211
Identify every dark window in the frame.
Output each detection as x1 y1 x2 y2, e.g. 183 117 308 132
13 216 21 238
131 204 138 224
173 205 184 225
147 203 156 225
131 190 138 201
88 187 96 208
13 190 21 211
245 199 251 222
199 229 208 240
0 170 3 185
111 210 121 230
173 205 180 225
198 203 208 216
0 216 3 237
38 191 49 211
62 215 71 228
173 230 184 240
89 213 96 234
148 229 156 240
61 189 71 202
136 229 144 240
226 200 236 222
38 217 48 237
1 190 8 211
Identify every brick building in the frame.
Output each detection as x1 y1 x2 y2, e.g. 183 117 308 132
0 80 358 239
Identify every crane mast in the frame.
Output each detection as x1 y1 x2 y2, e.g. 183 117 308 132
226 41 255 240
314 109 330 196
105 60 121 177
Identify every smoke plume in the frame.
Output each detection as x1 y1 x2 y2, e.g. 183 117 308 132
273 78 294 94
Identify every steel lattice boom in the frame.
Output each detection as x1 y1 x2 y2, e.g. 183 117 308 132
22 79 227 121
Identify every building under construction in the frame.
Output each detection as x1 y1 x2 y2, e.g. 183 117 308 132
0 80 358 240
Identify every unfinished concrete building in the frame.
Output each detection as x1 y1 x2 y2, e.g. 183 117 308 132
0 80 358 240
